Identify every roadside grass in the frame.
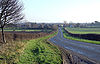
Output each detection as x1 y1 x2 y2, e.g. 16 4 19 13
0 32 62 64
17 32 62 64
66 27 100 34
62 29 100 45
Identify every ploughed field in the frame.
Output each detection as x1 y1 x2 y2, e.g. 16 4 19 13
66 27 100 34
0 31 53 43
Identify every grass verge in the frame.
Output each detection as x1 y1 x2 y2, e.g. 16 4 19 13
62 29 100 45
0 32 62 64
18 32 62 64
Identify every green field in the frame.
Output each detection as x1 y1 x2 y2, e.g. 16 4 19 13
0 27 52 32
0 32 62 64
62 29 100 44
0 29 41 31
66 27 100 34
0 29 52 32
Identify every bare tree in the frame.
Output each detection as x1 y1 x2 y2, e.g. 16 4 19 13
0 0 24 43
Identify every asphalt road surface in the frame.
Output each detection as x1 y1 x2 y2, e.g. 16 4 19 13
49 27 100 63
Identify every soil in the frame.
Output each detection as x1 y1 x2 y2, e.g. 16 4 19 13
0 31 53 43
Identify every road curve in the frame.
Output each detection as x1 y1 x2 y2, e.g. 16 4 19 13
49 27 100 63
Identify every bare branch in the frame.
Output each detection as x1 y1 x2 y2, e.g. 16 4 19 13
0 0 24 28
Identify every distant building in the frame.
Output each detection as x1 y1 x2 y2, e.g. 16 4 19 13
87 21 100 27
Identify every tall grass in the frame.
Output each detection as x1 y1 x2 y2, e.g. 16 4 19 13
0 41 27 64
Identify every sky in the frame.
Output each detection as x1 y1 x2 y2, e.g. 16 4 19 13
21 0 100 23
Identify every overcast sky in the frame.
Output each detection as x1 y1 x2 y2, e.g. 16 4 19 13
22 0 100 23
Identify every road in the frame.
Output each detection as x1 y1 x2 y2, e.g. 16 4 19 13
49 27 100 63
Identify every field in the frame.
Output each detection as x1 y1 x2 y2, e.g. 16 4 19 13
0 29 52 32
66 27 100 34
0 32 62 64
0 27 53 32
0 29 41 31
62 29 100 44
0 31 52 43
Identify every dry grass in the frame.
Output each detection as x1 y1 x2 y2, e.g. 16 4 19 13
0 41 26 64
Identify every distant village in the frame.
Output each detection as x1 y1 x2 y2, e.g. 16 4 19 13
5 22 59 30
5 21 100 29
